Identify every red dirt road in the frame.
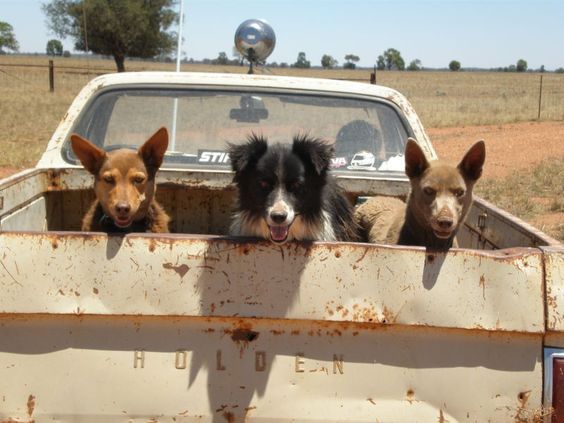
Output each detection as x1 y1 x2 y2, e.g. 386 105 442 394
429 121 564 179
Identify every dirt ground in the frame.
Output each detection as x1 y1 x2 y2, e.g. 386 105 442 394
429 121 564 179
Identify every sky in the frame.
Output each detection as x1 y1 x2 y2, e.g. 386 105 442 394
2 0 563 70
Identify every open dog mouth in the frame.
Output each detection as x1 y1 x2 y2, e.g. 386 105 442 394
433 228 454 239
113 216 133 228
269 225 290 243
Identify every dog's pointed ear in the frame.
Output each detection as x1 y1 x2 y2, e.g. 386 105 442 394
292 135 333 175
139 127 169 173
404 138 430 178
70 134 107 175
228 133 268 174
458 140 486 181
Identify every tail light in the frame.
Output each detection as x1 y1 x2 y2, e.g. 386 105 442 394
544 348 564 421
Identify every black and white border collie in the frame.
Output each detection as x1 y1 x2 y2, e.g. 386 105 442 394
228 134 358 244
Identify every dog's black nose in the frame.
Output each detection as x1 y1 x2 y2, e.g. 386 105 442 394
270 211 288 224
437 218 453 230
115 202 131 215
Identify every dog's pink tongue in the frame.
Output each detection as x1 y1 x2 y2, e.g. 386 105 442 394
270 226 289 242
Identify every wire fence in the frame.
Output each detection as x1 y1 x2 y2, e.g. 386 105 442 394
1 57 563 129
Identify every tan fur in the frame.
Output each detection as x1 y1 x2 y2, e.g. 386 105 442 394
354 196 406 244
355 138 485 249
71 127 170 233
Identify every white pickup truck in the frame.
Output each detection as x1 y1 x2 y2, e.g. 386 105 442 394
1 71 563 422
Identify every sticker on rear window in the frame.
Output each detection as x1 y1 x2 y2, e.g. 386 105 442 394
198 150 231 164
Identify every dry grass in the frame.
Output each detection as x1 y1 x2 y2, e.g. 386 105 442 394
379 71 564 127
477 158 564 241
477 158 564 218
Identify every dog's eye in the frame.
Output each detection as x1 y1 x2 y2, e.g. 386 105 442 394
287 180 301 191
133 176 145 184
454 188 465 197
103 175 115 184
423 187 436 196
259 180 271 189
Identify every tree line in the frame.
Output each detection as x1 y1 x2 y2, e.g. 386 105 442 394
0 1 563 74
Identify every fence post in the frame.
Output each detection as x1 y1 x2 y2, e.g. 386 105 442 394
537 74 543 120
370 65 376 84
49 60 54 92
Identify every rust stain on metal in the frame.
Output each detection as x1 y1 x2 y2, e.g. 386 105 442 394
479 275 486 300
351 305 378 323
517 390 531 408
162 263 190 278
223 411 235 422
47 169 63 190
514 390 533 422
278 245 285 261
334 250 341 258
222 324 260 357
336 305 344 315
244 405 257 417
27 394 35 418
232 328 259 343
438 409 445 423
355 247 369 263
546 285 558 328
381 306 396 324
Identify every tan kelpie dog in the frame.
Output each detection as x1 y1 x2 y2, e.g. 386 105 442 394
355 138 486 249
70 127 170 233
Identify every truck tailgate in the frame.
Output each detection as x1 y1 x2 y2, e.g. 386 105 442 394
0 232 545 421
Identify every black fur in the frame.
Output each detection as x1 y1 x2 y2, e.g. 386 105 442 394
228 134 358 243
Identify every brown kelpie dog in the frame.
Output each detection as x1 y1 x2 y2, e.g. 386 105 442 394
355 138 486 249
70 127 170 233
